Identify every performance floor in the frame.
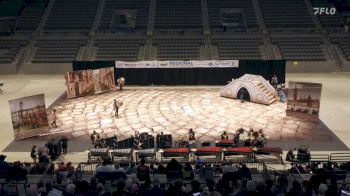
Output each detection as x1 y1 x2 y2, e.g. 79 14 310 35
1 73 350 162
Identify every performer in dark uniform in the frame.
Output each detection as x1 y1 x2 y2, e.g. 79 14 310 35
134 131 142 150
233 131 240 147
91 130 100 148
113 99 119 117
188 128 196 148
0 81 3 93
221 131 229 140
271 74 278 89
111 134 118 149
51 109 57 128
117 77 125 91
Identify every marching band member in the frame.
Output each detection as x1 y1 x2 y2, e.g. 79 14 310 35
221 131 229 140
188 128 196 148
91 130 100 148
117 77 125 91
113 99 119 117
51 109 57 128
134 131 142 150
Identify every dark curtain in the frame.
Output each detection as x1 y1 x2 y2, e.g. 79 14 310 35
114 68 239 85
238 60 286 84
72 61 115 71
72 60 286 86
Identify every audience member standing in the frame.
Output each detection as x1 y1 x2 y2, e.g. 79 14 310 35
46 139 55 161
30 145 38 164
61 136 68 154
137 158 150 181
55 139 61 159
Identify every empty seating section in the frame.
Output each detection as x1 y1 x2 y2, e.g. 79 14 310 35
154 38 204 60
32 38 87 63
311 0 344 28
212 36 263 59
271 34 326 61
0 39 28 64
207 0 258 30
16 2 47 31
154 0 202 29
259 0 314 28
99 0 150 31
44 0 98 31
329 35 350 61
94 38 145 61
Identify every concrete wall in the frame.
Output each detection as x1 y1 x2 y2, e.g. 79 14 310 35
0 64 17 74
22 63 72 74
341 61 350 72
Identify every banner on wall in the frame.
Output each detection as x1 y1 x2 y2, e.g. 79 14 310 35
286 81 322 118
66 67 115 98
115 60 239 68
9 94 49 140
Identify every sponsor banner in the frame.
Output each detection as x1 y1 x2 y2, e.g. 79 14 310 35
115 60 239 68
115 61 157 68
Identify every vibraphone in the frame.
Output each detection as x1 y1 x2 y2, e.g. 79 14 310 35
110 148 133 162
216 140 234 147
136 148 156 162
223 147 283 163
223 147 253 162
160 148 189 163
195 147 222 162
88 148 109 163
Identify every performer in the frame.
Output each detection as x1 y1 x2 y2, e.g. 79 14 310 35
51 109 57 128
233 132 240 147
111 134 118 148
252 130 259 147
134 131 142 150
255 129 265 147
277 84 287 103
91 130 100 148
188 128 196 148
286 147 296 162
117 77 125 91
221 131 229 140
113 99 119 117
0 81 3 93
271 74 278 89
244 128 254 147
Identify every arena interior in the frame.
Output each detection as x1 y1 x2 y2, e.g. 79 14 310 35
1 0 350 195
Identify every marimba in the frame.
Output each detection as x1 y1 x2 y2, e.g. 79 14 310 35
88 148 109 163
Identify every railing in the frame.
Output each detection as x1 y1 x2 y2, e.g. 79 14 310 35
330 153 350 163
310 153 330 163
75 162 99 181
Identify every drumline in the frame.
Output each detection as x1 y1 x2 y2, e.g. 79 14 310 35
90 127 269 149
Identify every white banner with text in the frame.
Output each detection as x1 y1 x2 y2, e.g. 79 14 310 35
115 60 239 68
